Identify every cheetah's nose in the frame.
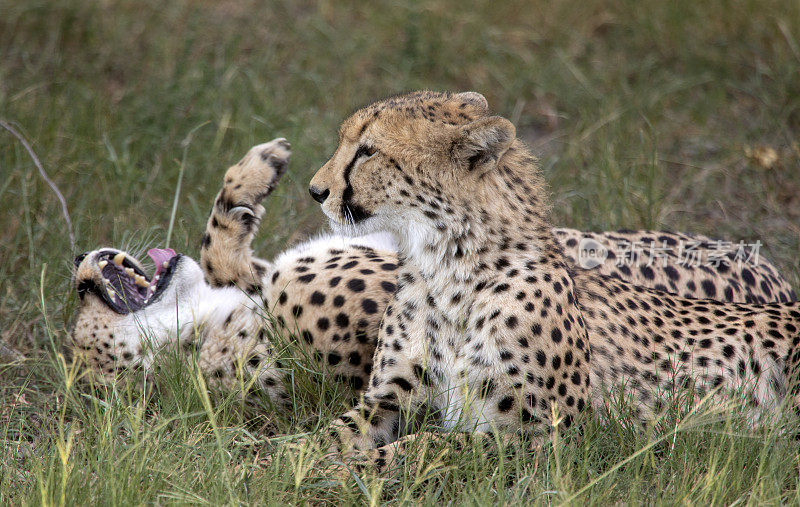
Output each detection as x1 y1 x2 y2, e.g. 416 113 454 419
74 252 89 268
309 186 330 204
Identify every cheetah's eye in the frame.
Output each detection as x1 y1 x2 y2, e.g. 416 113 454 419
358 145 377 159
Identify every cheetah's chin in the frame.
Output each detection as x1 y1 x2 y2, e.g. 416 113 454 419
329 218 368 238
327 214 388 239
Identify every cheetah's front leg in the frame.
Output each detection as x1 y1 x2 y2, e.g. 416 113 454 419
200 139 291 293
327 322 429 452
329 381 417 453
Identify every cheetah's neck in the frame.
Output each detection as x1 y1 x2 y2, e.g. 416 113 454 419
392 154 560 313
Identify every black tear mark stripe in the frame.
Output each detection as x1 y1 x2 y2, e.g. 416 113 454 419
342 146 373 223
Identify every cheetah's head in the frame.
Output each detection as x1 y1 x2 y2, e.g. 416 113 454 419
308 91 519 238
71 247 206 379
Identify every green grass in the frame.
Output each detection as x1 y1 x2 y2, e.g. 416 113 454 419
1 0 800 503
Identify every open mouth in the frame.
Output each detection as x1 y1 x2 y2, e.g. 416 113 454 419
87 248 181 314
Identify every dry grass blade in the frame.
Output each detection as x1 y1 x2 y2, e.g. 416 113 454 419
0 120 75 252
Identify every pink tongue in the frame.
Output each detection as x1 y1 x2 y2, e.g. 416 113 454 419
147 248 177 275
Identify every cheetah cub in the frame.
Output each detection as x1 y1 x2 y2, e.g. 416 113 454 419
71 139 396 400
308 91 800 458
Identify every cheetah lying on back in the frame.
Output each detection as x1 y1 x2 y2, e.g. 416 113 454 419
305 91 800 458
72 132 797 426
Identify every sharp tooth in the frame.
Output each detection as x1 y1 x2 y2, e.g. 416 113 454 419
113 252 125 266
162 261 169 269
98 260 108 269
134 274 149 287
125 267 135 277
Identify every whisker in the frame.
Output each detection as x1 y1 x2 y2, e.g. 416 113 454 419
345 204 356 235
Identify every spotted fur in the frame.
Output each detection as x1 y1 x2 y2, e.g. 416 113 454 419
71 128 798 470
306 91 800 468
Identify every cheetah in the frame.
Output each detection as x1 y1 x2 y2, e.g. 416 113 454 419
305 90 800 462
71 133 796 426
71 139 394 401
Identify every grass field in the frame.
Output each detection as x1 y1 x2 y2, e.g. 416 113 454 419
2 0 800 503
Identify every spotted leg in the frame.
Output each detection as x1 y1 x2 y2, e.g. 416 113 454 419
329 365 423 453
200 138 291 293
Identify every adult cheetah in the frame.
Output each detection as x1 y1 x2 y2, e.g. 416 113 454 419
306 91 800 461
71 133 796 426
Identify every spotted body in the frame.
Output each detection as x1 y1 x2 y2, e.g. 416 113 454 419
305 91 800 464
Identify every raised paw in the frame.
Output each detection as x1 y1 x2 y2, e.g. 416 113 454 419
221 138 292 207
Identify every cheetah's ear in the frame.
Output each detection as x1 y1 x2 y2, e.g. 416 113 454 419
452 116 516 174
452 91 489 114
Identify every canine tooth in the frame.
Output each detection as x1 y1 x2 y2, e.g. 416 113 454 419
162 261 169 269
98 260 108 269
113 252 125 266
